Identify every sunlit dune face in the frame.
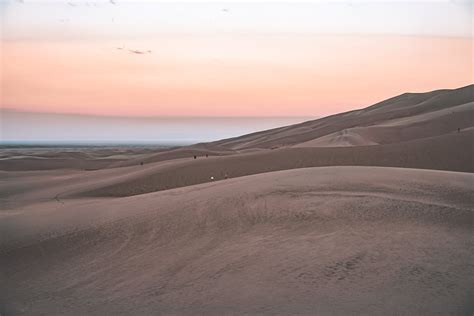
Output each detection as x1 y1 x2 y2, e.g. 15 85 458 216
1 1 473 117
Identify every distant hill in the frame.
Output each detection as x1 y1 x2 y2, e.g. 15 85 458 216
210 84 473 150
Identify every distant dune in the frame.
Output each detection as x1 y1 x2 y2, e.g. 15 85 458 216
1 85 473 315
77 130 473 198
212 84 473 149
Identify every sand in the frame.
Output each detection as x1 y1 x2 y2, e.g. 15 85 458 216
76 130 474 197
0 145 169 171
213 85 474 150
2 167 473 315
1 130 471 207
1 85 473 315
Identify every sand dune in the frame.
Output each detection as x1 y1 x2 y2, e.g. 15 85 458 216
294 128 379 147
78 130 473 198
1 130 471 207
0 146 169 171
110 145 235 168
213 85 473 150
295 101 474 147
2 167 473 315
2 86 473 315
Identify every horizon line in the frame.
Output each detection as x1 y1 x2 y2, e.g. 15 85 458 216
1 108 318 119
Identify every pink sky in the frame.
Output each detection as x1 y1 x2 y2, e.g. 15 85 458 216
1 1 473 117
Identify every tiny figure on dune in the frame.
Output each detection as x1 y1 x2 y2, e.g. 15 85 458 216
206 154 208 158
140 162 144 166
194 155 197 159
210 176 214 181
457 128 460 133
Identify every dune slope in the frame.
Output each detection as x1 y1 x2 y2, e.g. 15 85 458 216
78 130 473 198
2 167 473 315
213 84 474 149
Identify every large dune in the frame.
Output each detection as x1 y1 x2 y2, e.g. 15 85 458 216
295 101 474 147
2 167 473 315
212 84 474 150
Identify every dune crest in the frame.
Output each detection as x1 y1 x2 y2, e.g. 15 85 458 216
213 84 474 150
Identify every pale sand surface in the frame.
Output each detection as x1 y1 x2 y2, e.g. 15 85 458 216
213 85 473 150
72 130 474 197
294 102 473 147
1 167 473 315
1 130 471 207
0 145 171 171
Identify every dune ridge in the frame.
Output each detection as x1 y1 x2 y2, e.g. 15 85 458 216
212 84 473 150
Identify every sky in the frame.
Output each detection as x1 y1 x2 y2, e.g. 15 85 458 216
1 0 473 116
0 0 472 143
